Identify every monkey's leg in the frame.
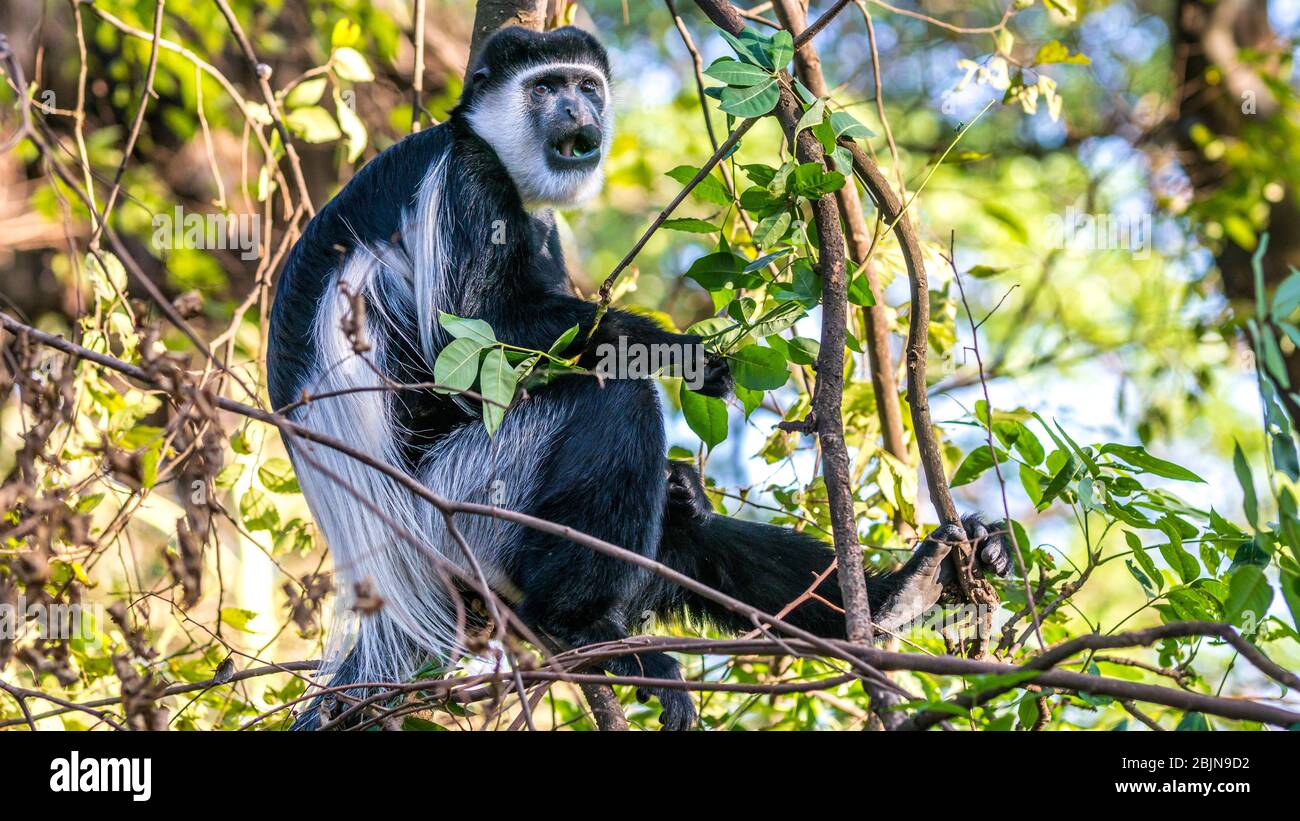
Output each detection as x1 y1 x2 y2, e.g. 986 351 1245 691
507 380 697 730
510 529 697 731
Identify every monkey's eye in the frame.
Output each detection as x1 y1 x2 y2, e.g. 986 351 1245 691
579 78 598 94
532 81 552 96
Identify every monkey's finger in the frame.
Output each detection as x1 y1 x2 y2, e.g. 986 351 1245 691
980 541 1013 576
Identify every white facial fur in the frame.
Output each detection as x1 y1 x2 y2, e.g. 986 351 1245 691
465 62 613 209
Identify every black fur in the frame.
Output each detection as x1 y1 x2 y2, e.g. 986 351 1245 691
271 27 1012 731
646 462 1009 638
465 26 610 94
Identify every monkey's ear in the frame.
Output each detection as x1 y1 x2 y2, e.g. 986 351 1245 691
469 66 491 91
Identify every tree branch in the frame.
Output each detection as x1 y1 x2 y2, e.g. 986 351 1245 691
692 0 873 653
770 0 908 472
467 0 548 69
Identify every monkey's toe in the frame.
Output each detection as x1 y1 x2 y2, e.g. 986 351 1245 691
654 689 697 731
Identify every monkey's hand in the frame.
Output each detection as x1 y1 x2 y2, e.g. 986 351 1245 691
665 460 713 524
870 516 1014 632
697 351 733 398
680 334 732 399
936 515 1015 587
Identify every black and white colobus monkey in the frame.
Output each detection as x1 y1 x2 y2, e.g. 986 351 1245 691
268 26 1012 730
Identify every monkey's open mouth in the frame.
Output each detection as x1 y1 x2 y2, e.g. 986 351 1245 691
549 125 602 164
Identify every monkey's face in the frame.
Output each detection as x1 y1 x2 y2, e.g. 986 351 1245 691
465 56 613 208
526 67 607 174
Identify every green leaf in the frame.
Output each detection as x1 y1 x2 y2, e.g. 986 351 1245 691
785 336 820 366
995 28 1015 57
1043 0 1078 21
830 146 854 175
1050 419 1100 477
1019 463 1046 506
334 89 368 163
729 345 789 390
795 98 826 137
748 301 805 337
787 162 845 198
967 264 1009 279
1270 270 1300 318
681 386 728 451
739 185 786 217
830 110 874 139
433 337 484 394
666 165 732 207
951 445 1007 487
1281 570 1300 634
1158 538 1200 585
734 383 762 418
1224 565 1273 628
239 488 279 531
719 78 780 117
741 164 777 187
75 493 105 514
718 28 768 68
768 30 794 70
662 218 719 234
479 348 519 436
771 259 822 308
1174 712 1209 731
752 211 791 248
1036 454 1079 511
332 46 375 82
285 106 341 143
1166 587 1219 621
1233 442 1259 529
220 608 259 633
703 57 772 86
1034 39 1091 65
139 440 161 489
744 247 792 272
548 324 580 357
793 78 817 104
1224 214 1257 251
1100 444 1205 483
438 312 496 346
1126 559 1157 598
258 458 300 494
847 271 876 306
285 77 328 108
685 252 761 290
1126 531 1163 592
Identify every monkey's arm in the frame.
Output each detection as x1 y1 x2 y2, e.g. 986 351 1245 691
493 292 732 397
